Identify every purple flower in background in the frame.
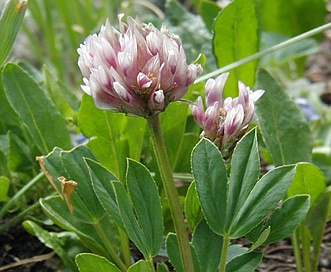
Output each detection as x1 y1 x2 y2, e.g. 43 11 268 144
78 14 202 117
190 73 264 159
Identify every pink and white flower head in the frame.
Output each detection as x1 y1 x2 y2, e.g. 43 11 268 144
190 73 264 159
78 14 202 117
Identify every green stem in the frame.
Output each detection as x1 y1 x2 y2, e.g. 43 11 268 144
219 235 230 272
292 231 303 272
148 257 156 271
302 226 312 272
147 114 194 272
94 220 127 272
0 172 45 219
195 22 331 83
118 226 132 267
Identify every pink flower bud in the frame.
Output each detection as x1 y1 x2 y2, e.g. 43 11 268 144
78 15 202 117
190 73 264 159
206 72 229 107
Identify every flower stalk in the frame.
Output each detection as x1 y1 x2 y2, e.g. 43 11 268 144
147 113 194 272
219 235 230 272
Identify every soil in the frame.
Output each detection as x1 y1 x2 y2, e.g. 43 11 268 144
0 216 330 271
0 217 61 272
257 222 331 272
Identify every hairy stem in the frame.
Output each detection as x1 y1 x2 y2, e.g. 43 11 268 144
147 114 194 272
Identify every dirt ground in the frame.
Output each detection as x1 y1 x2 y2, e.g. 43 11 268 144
0 217 61 272
0 218 330 271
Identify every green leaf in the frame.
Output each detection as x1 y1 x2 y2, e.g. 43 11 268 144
185 181 202 231
0 73 21 133
23 220 80 271
313 150 331 185
258 0 326 39
112 181 150 259
192 138 228 235
255 69 312 166
161 102 189 170
200 1 221 32
85 158 124 230
127 260 154 272
226 251 263 272
213 0 259 97
226 128 260 229
8 131 34 172
43 65 79 118
0 0 27 67
0 134 9 155
191 220 222 272
18 62 43 83
227 245 248 262
306 186 331 270
174 133 200 173
288 163 326 206
60 146 106 217
75 253 121 272
40 196 116 260
157 263 170 272
228 165 296 238
245 221 265 244
38 147 65 195
259 33 318 66
79 94 145 180
0 176 10 202
38 146 120 261
2 63 71 154
53 148 126 271
263 195 310 245
126 159 163 257
249 227 270 251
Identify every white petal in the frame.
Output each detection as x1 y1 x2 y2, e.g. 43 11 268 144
250 89 265 102
113 81 131 102
205 73 229 107
224 105 244 140
137 72 152 88
154 90 164 104
146 32 160 55
190 97 205 125
81 84 91 95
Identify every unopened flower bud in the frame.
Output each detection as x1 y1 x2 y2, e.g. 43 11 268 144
190 73 264 159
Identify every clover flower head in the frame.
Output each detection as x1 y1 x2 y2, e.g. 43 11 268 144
78 14 202 117
190 73 264 159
